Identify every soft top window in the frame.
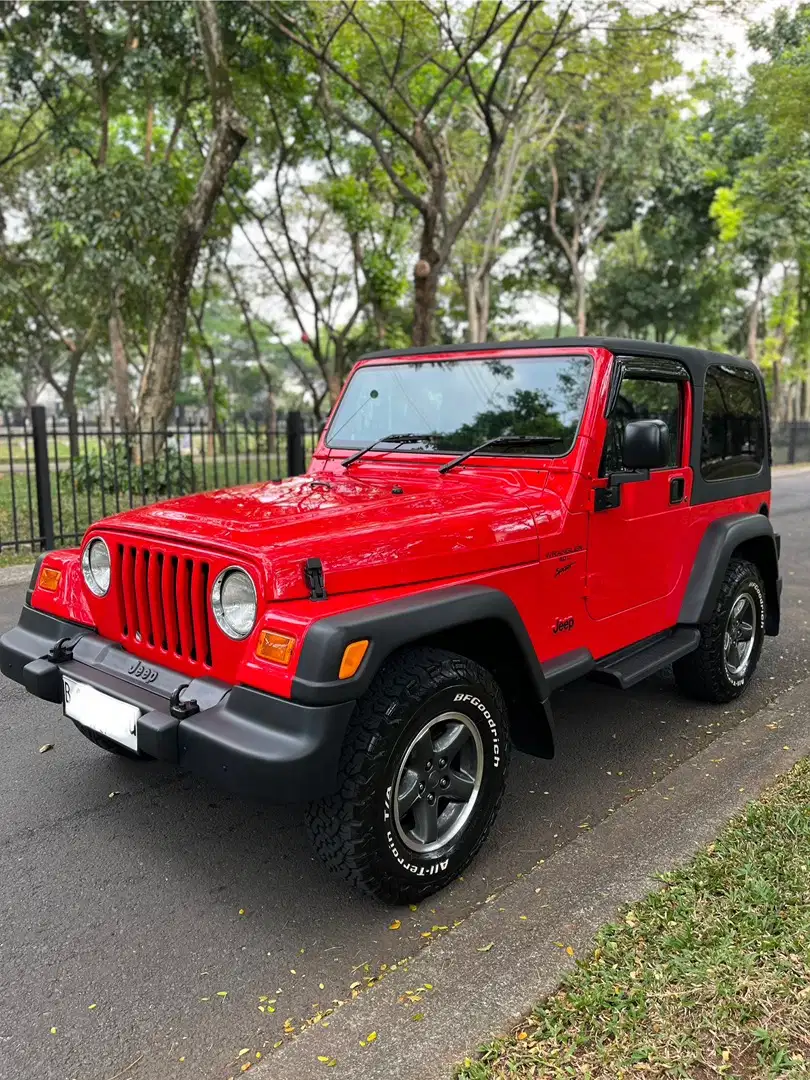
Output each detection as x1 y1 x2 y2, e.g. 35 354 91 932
701 365 765 481
326 354 593 459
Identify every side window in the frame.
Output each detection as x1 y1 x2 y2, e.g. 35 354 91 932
602 376 682 475
701 366 765 481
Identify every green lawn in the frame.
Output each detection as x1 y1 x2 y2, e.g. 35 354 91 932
458 759 810 1079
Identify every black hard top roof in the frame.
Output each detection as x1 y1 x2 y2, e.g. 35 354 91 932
358 337 759 381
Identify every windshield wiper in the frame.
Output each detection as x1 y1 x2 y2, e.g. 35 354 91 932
341 432 435 468
438 435 562 475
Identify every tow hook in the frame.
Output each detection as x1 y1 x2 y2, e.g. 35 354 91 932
169 684 199 720
47 633 88 664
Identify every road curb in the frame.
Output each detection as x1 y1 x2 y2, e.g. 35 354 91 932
0 563 34 587
258 676 810 1080
774 464 810 475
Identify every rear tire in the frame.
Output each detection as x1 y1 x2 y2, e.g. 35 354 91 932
71 718 145 760
673 558 765 704
306 646 510 904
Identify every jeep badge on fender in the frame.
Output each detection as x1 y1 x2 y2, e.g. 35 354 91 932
0 338 780 904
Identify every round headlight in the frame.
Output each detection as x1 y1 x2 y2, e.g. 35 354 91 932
211 567 257 640
82 538 111 597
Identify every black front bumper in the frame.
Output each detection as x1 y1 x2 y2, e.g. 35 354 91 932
0 605 355 803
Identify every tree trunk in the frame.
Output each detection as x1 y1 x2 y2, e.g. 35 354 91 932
413 264 439 346
63 388 80 459
109 291 132 428
136 1 248 436
575 272 586 336
145 99 154 165
267 390 277 453
747 274 764 365
466 274 479 343
412 213 441 347
466 272 491 344
772 355 781 423
480 273 490 342
327 371 342 409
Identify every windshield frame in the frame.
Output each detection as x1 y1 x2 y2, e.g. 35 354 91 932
324 351 595 462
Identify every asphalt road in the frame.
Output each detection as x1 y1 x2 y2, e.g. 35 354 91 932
1 471 809 1080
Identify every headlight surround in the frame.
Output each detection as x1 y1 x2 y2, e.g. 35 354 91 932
81 538 111 597
211 567 257 640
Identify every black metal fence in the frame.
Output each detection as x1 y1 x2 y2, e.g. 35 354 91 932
0 408 320 554
772 421 810 466
1 411 808 557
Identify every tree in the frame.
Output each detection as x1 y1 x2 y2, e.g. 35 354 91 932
0 0 249 436
136 1 248 432
450 91 567 342
254 0 596 345
587 93 748 346
229 74 412 414
713 5 810 416
521 10 682 335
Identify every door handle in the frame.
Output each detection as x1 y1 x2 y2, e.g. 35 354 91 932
669 476 685 504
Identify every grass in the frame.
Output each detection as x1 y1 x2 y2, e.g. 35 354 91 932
458 759 810 1080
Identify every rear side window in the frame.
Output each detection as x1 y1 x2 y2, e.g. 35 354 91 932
701 366 765 481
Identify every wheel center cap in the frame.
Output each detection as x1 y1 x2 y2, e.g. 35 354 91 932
426 771 441 791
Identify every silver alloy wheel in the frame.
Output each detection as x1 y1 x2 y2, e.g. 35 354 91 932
724 591 757 679
393 711 484 854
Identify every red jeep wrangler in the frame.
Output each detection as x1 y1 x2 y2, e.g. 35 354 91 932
1 339 780 903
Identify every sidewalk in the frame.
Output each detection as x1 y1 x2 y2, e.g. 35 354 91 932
459 755 810 1078
257 675 810 1080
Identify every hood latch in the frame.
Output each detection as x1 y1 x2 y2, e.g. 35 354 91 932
304 557 328 601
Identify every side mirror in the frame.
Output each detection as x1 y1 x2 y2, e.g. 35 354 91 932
622 419 670 471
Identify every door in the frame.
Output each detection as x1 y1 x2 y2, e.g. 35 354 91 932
586 361 692 622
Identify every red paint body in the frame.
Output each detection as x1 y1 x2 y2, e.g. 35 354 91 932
32 347 770 699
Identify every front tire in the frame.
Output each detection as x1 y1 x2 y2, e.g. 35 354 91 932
674 558 766 703
306 647 510 904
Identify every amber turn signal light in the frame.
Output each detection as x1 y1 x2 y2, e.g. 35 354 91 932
38 567 62 592
339 639 369 680
255 630 296 666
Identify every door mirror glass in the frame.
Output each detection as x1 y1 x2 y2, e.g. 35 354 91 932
622 419 671 471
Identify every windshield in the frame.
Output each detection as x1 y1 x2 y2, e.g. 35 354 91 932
326 354 592 458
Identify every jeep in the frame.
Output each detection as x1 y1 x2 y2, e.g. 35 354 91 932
0 338 781 903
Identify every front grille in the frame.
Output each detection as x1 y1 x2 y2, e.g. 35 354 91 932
114 543 212 668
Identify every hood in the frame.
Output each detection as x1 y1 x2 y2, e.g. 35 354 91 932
95 471 546 600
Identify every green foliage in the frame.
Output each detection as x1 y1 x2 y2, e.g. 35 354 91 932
1 0 809 422
61 440 194 499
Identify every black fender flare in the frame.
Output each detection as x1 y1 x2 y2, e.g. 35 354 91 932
292 584 555 757
678 513 781 634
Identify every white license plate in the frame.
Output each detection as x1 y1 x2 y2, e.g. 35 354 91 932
63 677 141 752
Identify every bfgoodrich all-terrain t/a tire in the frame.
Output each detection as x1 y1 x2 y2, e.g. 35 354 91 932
673 557 766 704
306 646 510 904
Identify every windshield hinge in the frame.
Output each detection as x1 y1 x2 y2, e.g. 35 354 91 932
304 557 327 601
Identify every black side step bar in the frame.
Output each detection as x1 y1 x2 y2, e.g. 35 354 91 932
591 627 701 690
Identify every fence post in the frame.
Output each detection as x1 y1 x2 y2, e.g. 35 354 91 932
286 410 306 476
788 421 798 465
31 406 55 550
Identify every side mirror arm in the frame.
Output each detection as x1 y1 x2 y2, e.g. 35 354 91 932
606 468 650 487
594 468 651 512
